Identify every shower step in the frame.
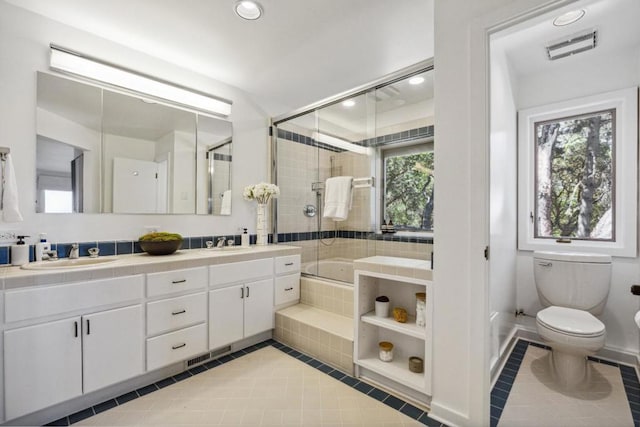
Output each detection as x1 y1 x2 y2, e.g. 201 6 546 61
275 303 353 375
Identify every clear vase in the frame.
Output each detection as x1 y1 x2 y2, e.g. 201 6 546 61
256 203 268 245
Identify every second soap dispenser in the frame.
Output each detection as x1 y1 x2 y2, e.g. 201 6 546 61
241 228 250 247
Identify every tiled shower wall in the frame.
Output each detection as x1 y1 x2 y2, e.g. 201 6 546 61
275 126 432 266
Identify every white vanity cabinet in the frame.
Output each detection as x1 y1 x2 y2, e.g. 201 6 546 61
3 275 144 420
145 267 208 371
274 255 301 306
209 259 274 349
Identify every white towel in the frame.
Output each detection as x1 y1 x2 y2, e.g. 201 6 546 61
220 189 232 215
323 176 353 221
2 154 23 222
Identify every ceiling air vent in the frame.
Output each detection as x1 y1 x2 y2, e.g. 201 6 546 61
546 29 597 60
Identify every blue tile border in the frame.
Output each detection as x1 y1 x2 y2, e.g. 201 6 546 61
491 339 640 427
0 228 432 266
47 338 447 426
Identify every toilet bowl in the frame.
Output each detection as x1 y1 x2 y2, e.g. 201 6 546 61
533 251 611 390
536 306 606 388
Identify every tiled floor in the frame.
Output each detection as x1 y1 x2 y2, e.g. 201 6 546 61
48 340 445 426
491 340 640 427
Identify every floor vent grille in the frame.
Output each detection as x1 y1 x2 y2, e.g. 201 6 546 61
186 352 211 367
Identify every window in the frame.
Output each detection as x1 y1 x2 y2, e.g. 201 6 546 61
534 109 614 241
383 142 434 231
518 87 637 256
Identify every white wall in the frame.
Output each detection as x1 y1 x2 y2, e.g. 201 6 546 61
432 1 569 425
512 44 640 357
489 43 518 373
0 1 270 243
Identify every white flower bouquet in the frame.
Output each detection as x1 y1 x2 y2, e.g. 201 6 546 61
243 182 280 204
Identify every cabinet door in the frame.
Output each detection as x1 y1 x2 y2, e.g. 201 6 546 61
244 278 274 338
4 317 82 420
83 305 144 393
209 285 244 349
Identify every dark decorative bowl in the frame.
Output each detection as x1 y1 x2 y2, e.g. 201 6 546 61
139 240 182 255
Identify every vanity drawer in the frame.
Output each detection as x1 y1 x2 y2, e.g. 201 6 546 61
275 255 301 275
147 267 207 298
146 292 207 336
146 323 207 371
275 273 300 306
209 258 272 287
5 275 144 323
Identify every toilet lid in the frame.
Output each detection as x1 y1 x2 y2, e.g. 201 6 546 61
537 306 605 337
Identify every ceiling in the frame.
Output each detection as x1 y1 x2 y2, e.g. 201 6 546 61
7 0 434 115
492 0 640 79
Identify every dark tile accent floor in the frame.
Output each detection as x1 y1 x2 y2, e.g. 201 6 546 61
46 339 447 426
490 339 640 427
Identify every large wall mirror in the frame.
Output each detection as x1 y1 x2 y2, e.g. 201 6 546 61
35 72 232 215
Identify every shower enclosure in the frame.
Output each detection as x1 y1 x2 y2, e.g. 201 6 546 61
271 62 435 284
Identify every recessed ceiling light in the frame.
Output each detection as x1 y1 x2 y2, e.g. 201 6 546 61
235 1 263 20
409 76 425 85
553 9 585 26
342 99 356 107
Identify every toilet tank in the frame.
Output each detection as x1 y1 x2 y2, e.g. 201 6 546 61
533 251 611 315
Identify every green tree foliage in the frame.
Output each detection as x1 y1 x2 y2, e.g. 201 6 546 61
536 110 613 239
384 152 434 230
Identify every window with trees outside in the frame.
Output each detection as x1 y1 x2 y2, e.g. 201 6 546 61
534 109 614 241
383 142 434 232
518 87 637 257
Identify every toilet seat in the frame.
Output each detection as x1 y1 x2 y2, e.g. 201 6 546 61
537 306 605 338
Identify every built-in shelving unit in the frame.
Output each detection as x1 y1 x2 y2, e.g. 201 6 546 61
353 256 433 403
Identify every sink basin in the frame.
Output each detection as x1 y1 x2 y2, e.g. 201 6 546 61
21 257 119 270
201 246 252 252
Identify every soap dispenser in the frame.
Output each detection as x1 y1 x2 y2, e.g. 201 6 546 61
35 233 51 261
241 228 250 247
11 235 30 266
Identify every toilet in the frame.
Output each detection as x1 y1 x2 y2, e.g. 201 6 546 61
533 251 611 389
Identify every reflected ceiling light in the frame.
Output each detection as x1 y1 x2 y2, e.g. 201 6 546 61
553 9 585 26
235 1 263 20
408 76 425 85
342 99 356 107
312 132 372 156
49 44 232 117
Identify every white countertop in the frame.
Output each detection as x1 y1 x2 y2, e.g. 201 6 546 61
0 244 301 290
354 256 432 281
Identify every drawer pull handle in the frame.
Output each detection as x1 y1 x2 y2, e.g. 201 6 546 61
285 287 293 291
246 286 250 298
172 343 186 350
284 262 294 266
74 321 78 338
86 319 91 335
172 309 186 315
241 287 244 299
172 279 187 284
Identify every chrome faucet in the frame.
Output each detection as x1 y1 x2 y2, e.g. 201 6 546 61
216 237 226 248
42 250 58 261
69 243 80 259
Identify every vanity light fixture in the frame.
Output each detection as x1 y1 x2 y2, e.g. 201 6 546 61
312 132 372 156
408 76 425 85
342 99 356 107
49 45 232 117
235 1 263 20
553 9 585 26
